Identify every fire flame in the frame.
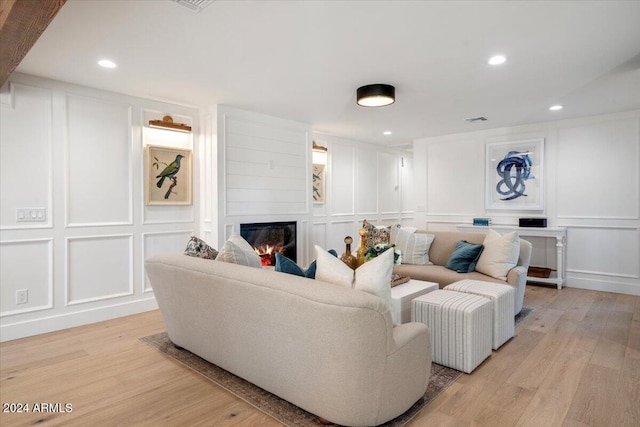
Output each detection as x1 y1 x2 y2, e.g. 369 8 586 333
253 244 284 266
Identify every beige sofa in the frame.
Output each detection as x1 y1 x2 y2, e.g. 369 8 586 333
393 231 532 315
145 253 432 427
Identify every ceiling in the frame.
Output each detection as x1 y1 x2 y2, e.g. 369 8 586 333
15 0 640 146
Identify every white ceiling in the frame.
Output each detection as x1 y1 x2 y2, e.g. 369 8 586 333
16 0 640 146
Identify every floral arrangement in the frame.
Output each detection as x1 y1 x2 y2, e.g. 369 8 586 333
365 243 402 265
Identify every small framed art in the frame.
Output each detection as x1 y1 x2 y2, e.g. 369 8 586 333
312 163 326 204
145 145 192 205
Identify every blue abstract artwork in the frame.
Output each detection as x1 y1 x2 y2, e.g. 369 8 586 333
495 151 533 201
486 139 544 210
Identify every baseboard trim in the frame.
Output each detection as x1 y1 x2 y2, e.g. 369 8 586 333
0 298 159 342
564 277 640 296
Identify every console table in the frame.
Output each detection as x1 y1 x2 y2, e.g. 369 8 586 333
456 224 567 289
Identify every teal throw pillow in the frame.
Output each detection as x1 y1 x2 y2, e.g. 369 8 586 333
445 241 484 273
275 250 337 279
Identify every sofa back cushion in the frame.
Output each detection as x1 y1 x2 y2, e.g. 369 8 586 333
418 231 486 266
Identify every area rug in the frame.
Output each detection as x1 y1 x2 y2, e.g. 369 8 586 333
140 307 531 426
140 332 461 426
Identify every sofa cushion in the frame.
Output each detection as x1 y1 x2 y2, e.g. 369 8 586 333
363 220 391 248
475 229 520 280
275 250 337 279
391 225 434 265
215 233 262 268
315 245 393 309
184 235 218 260
445 241 484 273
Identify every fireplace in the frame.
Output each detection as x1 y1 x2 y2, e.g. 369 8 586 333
240 221 296 266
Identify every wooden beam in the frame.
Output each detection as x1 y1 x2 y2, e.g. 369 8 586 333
0 0 66 86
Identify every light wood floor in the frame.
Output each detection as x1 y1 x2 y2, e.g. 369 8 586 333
1 285 638 427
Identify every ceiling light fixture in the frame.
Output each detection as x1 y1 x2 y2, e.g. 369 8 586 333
488 55 507 65
357 84 395 107
383 131 392 135
549 104 564 111
98 59 117 68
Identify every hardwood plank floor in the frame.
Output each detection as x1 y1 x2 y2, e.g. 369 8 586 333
1 285 638 426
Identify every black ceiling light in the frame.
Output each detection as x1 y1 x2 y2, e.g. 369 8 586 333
356 84 395 107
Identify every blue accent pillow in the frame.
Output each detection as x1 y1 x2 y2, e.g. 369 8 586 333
445 241 484 273
275 250 337 279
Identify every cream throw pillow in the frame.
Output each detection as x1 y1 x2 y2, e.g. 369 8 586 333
390 225 434 265
215 232 262 268
315 245 393 309
475 229 520 280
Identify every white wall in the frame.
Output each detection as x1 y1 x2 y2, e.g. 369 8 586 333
0 73 200 341
312 133 414 256
413 110 640 295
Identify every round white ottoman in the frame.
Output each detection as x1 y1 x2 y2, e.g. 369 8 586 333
411 290 492 373
445 280 515 350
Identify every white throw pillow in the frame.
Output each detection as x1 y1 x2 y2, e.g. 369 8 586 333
390 225 434 265
215 233 262 268
475 229 520 280
315 245 393 309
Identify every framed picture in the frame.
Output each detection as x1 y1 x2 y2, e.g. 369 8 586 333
312 163 325 204
145 145 192 205
485 138 544 210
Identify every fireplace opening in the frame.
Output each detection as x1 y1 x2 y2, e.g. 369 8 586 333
240 221 296 266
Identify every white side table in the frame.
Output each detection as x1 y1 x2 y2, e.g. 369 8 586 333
390 279 439 324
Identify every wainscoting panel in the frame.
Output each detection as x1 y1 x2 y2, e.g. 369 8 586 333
66 95 133 227
312 223 327 252
556 118 639 219
357 148 378 214
427 138 482 215
401 155 414 214
329 143 356 216
0 83 53 230
378 151 400 215
566 226 639 278
142 230 193 292
66 235 133 305
0 239 53 316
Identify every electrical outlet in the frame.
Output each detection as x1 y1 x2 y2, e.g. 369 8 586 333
16 289 28 305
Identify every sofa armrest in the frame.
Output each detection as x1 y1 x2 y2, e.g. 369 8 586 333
374 322 431 424
507 265 527 314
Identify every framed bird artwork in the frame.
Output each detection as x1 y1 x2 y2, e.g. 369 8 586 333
145 145 193 205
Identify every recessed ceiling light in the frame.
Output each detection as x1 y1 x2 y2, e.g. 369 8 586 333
549 104 564 111
488 55 507 65
383 131 392 135
98 59 117 69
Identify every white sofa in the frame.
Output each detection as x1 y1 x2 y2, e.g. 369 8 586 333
145 253 432 427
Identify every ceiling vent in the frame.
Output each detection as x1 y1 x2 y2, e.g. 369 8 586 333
173 0 214 13
464 116 488 122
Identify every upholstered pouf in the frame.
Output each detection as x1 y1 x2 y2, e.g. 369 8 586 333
412 290 492 373
445 280 515 350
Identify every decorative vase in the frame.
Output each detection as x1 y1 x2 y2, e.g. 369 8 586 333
340 236 357 270
356 227 367 267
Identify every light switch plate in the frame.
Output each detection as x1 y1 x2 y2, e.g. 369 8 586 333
16 208 46 222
